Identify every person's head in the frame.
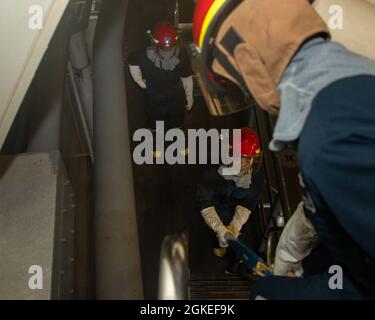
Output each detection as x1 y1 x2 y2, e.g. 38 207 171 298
233 128 262 173
149 21 179 57
193 0 330 115
241 156 254 173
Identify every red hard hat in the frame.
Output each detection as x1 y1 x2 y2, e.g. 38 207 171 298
233 128 262 157
151 21 178 48
193 0 214 48
193 0 239 50
192 0 243 97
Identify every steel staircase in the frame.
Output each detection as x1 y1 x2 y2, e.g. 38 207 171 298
189 273 257 300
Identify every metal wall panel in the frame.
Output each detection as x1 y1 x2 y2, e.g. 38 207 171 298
0 152 75 300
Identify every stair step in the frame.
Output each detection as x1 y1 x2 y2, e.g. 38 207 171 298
189 272 256 300
190 274 253 280
190 286 253 293
190 280 252 287
190 292 250 300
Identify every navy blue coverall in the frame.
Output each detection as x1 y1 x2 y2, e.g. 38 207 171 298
251 76 375 300
196 166 264 247
128 48 192 130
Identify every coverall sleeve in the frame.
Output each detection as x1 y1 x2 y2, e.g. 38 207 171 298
299 76 375 260
128 52 147 89
303 149 375 260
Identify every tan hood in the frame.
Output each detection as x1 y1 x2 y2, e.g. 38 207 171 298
212 0 330 114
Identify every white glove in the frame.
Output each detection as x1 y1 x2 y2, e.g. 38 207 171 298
274 202 320 277
228 206 251 238
186 94 194 111
129 65 147 89
181 76 194 111
201 207 229 247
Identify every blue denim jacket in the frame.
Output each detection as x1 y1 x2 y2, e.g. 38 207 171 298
270 38 375 151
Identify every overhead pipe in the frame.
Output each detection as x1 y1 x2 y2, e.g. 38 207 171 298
69 0 95 144
69 31 94 143
93 0 143 299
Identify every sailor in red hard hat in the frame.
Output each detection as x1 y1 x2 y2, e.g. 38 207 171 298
193 0 375 299
196 128 264 265
128 21 194 131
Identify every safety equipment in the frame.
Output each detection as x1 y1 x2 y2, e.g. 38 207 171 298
153 151 162 158
232 127 261 157
220 128 262 180
228 205 251 238
180 147 189 157
219 165 253 189
201 207 229 247
146 46 181 71
225 232 273 277
274 202 320 277
193 0 231 49
213 247 227 258
192 0 243 96
181 76 194 111
150 21 178 48
129 65 146 89
193 0 330 115
226 224 238 236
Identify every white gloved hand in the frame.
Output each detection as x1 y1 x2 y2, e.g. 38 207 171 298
228 206 251 238
201 207 229 248
129 65 147 89
181 76 194 111
273 257 303 277
217 226 230 248
273 202 319 277
185 94 194 111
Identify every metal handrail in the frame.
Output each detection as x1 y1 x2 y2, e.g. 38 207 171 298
254 107 292 220
263 113 292 220
253 105 293 259
158 233 189 300
67 62 94 162
266 227 283 266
